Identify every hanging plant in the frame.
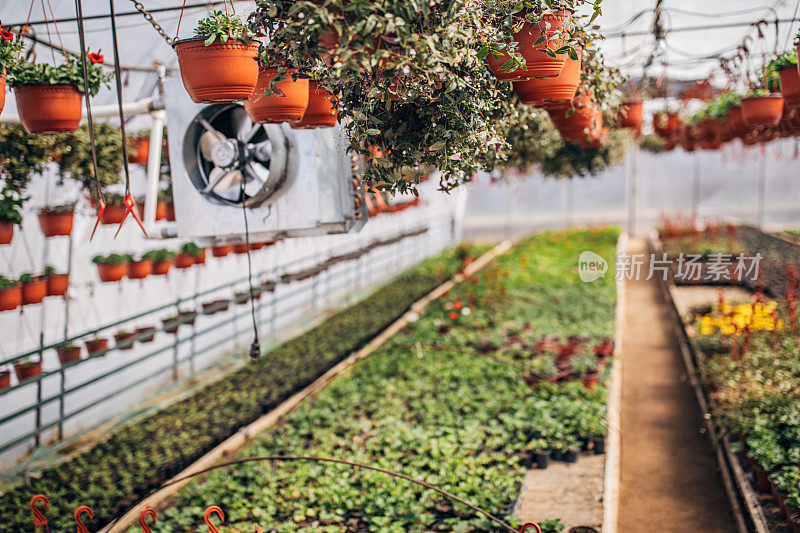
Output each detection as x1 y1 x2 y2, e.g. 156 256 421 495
291 80 338 129
127 130 150 165
8 52 111 134
43 265 69 297
38 203 75 237
0 25 23 117
0 275 21 311
0 192 23 245
99 193 127 225
143 249 177 276
514 48 582 105
56 122 124 189
244 66 309 123
19 273 47 305
93 253 128 282
768 50 800 108
653 110 680 138
173 11 260 103
741 87 784 127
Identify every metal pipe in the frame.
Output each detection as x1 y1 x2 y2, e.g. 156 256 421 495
0 97 162 124
143 109 167 233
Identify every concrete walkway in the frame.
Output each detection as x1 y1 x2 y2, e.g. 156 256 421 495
618 238 737 532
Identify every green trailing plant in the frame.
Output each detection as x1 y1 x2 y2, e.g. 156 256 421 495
0 275 18 290
0 25 24 74
91 253 128 265
0 124 55 194
539 518 566 533
8 55 111 96
768 49 798 73
141 248 177 263
18 273 37 285
180 242 203 257
193 11 252 45
56 122 124 188
0 191 24 224
43 265 57 278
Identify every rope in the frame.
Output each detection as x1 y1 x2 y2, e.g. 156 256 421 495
107 0 133 197
44 0 69 63
240 179 260 360
38 0 56 64
175 0 188 42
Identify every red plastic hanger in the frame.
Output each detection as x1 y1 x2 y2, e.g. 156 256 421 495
139 508 157 533
114 193 148 239
204 505 224 533
30 495 49 533
74 505 92 533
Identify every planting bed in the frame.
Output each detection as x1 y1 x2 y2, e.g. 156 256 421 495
0 245 486 532
153 229 618 531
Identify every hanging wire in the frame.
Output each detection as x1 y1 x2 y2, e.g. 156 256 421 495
240 180 261 360
107 0 133 198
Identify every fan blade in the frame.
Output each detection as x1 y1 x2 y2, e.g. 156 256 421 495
210 170 243 193
231 106 260 143
244 161 268 185
199 131 225 161
250 140 272 162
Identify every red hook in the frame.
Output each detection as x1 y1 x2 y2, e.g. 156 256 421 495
30 495 49 533
114 193 148 239
520 523 542 533
74 505 93 533
204 505 224 533
139 508 157 533
90 197 106 241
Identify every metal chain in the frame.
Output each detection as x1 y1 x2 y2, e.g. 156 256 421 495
128 0 174 45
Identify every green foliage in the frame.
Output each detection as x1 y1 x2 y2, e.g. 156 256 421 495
40 203 74 215
91 253 128 265
141 248 177 263
640 133 667 153
0 27 24 74
0 190 24 224
193 11 251 46
8 57 111 96
43 265 57 277
768 49 798 73
539 517 566 533
18 273 36 285
538 129 633 178
0 275 18 290
180 242 203 257
57 122 124 187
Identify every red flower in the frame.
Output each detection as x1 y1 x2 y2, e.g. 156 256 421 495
0 30 14 41
87 53 104 64
453 301 463 310
448 311 458 321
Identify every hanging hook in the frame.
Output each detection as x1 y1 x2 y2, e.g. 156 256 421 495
520 523 542 533
113 193 148 239
30 495 49 533
74 505 93 533
204 505 225 533
139 508 157 533
90 196 106 241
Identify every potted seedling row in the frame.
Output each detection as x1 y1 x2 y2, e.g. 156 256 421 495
37 204 75 237
14 358 42 382
85 336 109 356
0 275 21 311
55 342 82 365
0 368 10 390
114 330 137 350
142 249 176 276
43 266 69 297
93 254 129 282
19 273 47 305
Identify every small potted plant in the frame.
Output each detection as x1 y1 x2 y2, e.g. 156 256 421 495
179 309 198 326
769 50 800 108
8 52 111 133
291 80 338 129
0 275 21 311
526 438 551 470
100 193 127 225
163 315 181 334
653 109 680 138
244 64 309 124
38 203 75 237
127 130 150 165
137 194 168 221
742 79 784 127
234 291 250 305
173 11 260 103
19 273 47 305
0 190 23 245
538 518 566 533
55 342 82 365
93 253 129 282
232 243 250 254
162 185 176 222
114 329 137 350
0 25 24 117
43 265 69 297
176 242 203 268
135 325 156 343
14 357 42 382
85 335 109 356
563 439 580 463
127 254 153 280
143 248 176 276
211 244 233 257
0 367 10 390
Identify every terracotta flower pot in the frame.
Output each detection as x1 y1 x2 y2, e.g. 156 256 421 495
14 84 82 134
85 338 109 356
582 369 601 390
136 326 156 343
244 67 309 124
233 243 249 254
618 101 643 133
0 285 21 311
175 253 196 269
56 345 82 365
0 73 5 117
38 210 74 237
22 279 47 305
14 360 42 382
165 202 176 221
115 332 137 350
152 260 173 276
46 273 69 296
0 220 13 245
173 37 260 103
101 204 127 225
97 263 127 282
513 48 581 104
486 10 571 81
128 138 150 165
0 370 10 390
194 249 207 264
211 245 233 257
163 317 181 334
291 81 338 129
137 201 167 221
741 95 784 126
127 260 153 280
780 67 800 108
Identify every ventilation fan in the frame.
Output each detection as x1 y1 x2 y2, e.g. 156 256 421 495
164 75 367 243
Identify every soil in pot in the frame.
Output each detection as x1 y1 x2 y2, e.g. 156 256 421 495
56 345 82 365
741 95 784 126
211 245 233 257
152 260 173 276
38 210 74 237
127 260 153 280
101 204 127 225
175 253 196 269
22 279 47 305
0 370 10 390
14 360 42 382
487 10 571 81
97 263 127 282
0 285 22 311
115 332 137 350
46 273 69 296
85 338 109 356
244 67 309 124
291 80 338 129
513 48 581 104
173 37 260 103
534 450 551 469
136 327 156 343
0 220 13 245
15 84 82 134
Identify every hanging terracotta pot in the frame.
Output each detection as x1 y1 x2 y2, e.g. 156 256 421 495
101 204 127 225
14 84 82 134
0 370 9 390
175 253 196 269
0 73 5 117
114 331 137 350
487 10 572 81
291 81 338 129
22 278 47 305
547 93 599 143
780 67 800 108
56 345 82 365
173 38 260 103
128 138 150 165
245 67 309 124
513 48 581 105
152 260 173 276
46 273 69 296
38 209 74 237
97 262 127 282
127 260 153 279
741 95 784 126
618 101 643 133
14 360 42 382
0 284 21 311
653 112 680 137
85 338 108 356
0 220 13 245
232 243 249 254
211 244 233 257
194 249 207 264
